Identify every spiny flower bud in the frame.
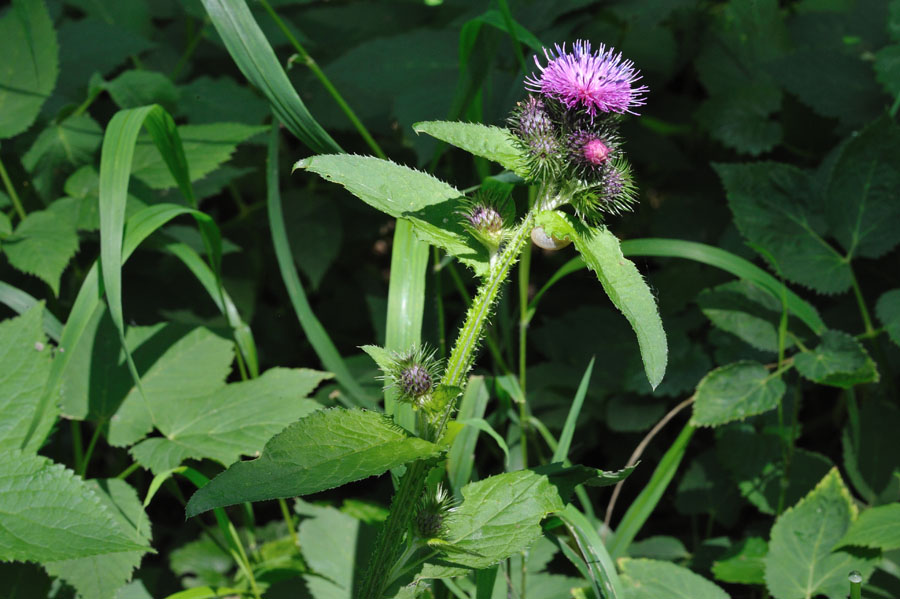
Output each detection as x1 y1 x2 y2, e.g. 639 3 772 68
567 127 620 181
413 485 454 540
460 190 514 254
383 345 442 408
572 156 638 221
509 95 563 180
399 363 432 399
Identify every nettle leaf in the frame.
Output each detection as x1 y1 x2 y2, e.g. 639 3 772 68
838 504 900 551
130 123 266 189
44 479 152 599
842 401 900 504
715 162 850 294
105 70 179 114
2 204 80 296
794 330 878 388
413 121 526 176
418 469 566 577
823 117 900 260
185 408 441 517
536 210 667 389
0 451 147 562
130 368 329 474
697 280 787 353
620 558 730 599
0 0 58 139
22 114 103 201
0 305 55 453
711 537 768 585
765 469 878 599
295 154 489 275
876 289 900 347
695 83 782 156
100 324 235 446
691 361 785 427
177 76 269 125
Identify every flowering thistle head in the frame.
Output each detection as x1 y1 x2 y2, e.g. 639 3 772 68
460 189 514 253
525 40 648 119
508 95 564 180
413 484 455 540
572 156 638 221
382 346 442 408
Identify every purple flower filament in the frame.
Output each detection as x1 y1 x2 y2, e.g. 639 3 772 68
526 40 648 118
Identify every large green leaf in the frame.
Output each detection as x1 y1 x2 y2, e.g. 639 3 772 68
413 121 525 175
842 401 900 504
2 205 79 296
0 451 147 562
0 0 58 139
130 368 329 474
177 76 269 125
295 154 488 275
715 162 849 294
0 305 54 453
418 469 566 577
131 123 265 189
536 211 667 389
185 408 440 517
21 114 102 200
794 330 878 389
697 280 786 353
105 325 235 446
764 469 877 599
691 361 786 427
876 289 900 348
620 558 730 599
711 537 768 585
105 70 179 113
199 0 341 154
822 117 900 260
44 479 152 599
838 504 900 551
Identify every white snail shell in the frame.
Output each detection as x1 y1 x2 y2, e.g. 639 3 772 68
530 226 571 250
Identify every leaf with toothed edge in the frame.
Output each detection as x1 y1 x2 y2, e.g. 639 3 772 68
413 121 527 177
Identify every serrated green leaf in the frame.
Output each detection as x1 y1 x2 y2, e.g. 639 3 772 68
2 204 79 296
696 85 782 156
711 537 768 585
823 117 900 260
296 154 488 275
106 70 179 113
44 479 152 599
413 121 525 175
620 558 730 599
130 123 265 189
105 325 235 446
838 504 900 551
21 114 103 200
177 76 269 125
765 469 878 599
794 330 878 388
536 211 667 389
876 289 900 347
284 192 342 290
875 44 900 95
185 408 441 517
691 361 786 427
0 0 58 139
418 469 566 577
0 451 147 562
841 401 900 504
0 305 54 452
130 368 329 474
697 280 787 352
714 162 850 294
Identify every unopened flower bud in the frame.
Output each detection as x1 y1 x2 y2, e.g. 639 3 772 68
413 485 454 540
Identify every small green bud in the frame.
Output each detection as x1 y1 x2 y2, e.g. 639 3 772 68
382 345 443 409
413 484 454 540
460 190 515 254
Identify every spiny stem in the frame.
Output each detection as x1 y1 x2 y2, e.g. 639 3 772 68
357 213 535 598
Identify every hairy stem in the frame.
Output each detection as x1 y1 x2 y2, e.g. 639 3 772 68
357 213 535 598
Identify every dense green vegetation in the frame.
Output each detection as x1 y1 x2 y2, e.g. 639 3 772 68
0 0 898 598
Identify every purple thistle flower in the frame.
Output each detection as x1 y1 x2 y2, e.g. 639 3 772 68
525 40 648 118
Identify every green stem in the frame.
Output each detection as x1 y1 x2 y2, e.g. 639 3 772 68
171 16 210 80
71 421 84 473
848 266 875 336
433 247 447 358
78 421 105 478
117 462 141 479
278 498 300 550
0 156 26 222
358 214 535 598
258 0 386 160
849 571 863 599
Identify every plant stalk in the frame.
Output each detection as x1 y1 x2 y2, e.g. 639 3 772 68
357 213 535 598
0 156 26 221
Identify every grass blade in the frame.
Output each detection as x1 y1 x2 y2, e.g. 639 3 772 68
552 357 594 463
558 504 625 599
200 0 341 154
266 123 374 407
609 423 695 559
0 280 62 341
447 375 490 495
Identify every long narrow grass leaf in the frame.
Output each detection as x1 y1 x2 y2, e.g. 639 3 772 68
552 357 594 463
200 0 341 154
0 280 62 341
448 376 490 495
609 423 695 559
266 123 374 407
558 504 625 599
